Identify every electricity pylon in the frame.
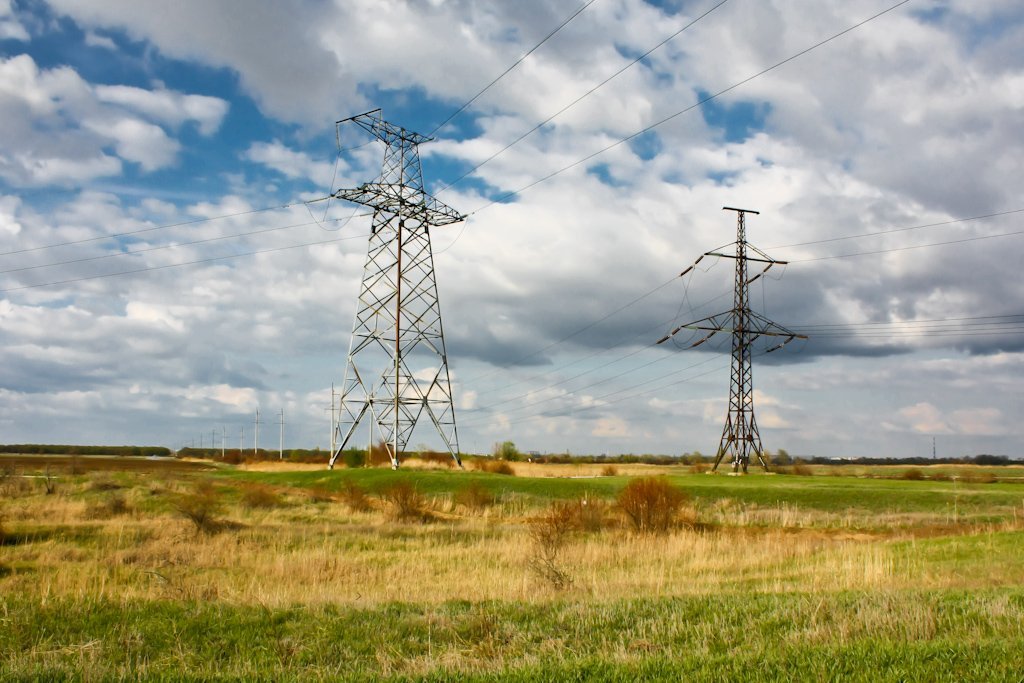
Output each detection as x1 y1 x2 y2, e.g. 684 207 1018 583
328 110 463 470
658 207 805 473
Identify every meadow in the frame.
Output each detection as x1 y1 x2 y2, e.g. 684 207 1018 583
2 455 1023 681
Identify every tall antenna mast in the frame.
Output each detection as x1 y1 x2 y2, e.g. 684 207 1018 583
658 207 806 473
328 110 464 470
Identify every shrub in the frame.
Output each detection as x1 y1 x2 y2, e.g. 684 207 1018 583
239 483 286 509
790 461 813 476
690 461 707 474
369 440 395 467
85 493 131 519
901 468 925 481
419 450 456 468
492 440 520 461
616 477 688 534
575 495 609 532
172 480 223 535
473 458 515 475
381 481 432 522
307 486 335 504
339 480 372 512
455 482 495 512
600 464 619 477
341 449 366 469
88 475 121 492
42 467 57 495
528 502 575 590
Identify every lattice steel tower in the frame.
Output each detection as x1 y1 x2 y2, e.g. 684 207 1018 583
658 207 805 472
328 110 464 470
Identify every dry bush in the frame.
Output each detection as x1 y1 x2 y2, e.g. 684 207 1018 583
455 482 495 512
600 464 619 477
616 477 688 534
960 471 997 484
307 486 335 504
790 461 813 476
42 467 58 495
0 467 30 498
339 479 372 512
930 472 951 482
528 502 575 590
575 496 609 532
172 480 224 535
368 440 395 467
239 483 286 509
381 481 432 522
88 475 121 492
85 492 131 519
901 468 925 481
473 459 516 476
690 461 708 474
418 450 456 468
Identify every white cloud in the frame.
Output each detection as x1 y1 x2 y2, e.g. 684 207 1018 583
84 116 181 171
0 195 22 236
244 140 336 185
95 84 229 135
83 30 117 50
0 0 28 41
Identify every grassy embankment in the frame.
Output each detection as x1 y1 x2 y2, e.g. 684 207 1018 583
1 458 1023 680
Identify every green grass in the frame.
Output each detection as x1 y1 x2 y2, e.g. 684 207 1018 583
223 467 1024 519
3 591 1023 681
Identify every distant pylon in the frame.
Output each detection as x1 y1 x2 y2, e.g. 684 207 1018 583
328 110 463 470
658 207 805 473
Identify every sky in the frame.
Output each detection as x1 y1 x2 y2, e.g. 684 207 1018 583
0 0 1022 459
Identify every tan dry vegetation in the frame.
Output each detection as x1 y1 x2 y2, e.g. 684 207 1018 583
4 474 1022 610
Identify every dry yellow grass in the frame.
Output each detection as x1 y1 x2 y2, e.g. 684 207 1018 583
4 473 1021 610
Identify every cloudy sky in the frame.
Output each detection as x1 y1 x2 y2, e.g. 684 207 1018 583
1 0 1022 459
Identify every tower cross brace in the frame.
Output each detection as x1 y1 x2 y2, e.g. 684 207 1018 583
658 207 805 472
327 110 463 470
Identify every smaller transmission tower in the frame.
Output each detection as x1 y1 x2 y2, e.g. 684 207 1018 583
328 110 464 470
658 207 805 472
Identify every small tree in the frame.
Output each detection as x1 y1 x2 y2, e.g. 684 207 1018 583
492 440 520 461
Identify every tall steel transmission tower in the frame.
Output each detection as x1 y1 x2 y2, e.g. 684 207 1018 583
658 207 805 473
327 110 464 470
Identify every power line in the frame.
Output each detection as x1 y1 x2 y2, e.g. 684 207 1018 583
788 227 1024 262
0 213 372 275
0 200 310 257
767 208 1024 249
435 0 731 196
465 0 912 216
0 232 368 293
461 274 681 385
427 0 601 138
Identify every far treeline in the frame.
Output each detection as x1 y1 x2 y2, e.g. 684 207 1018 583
2 444 1016 467
0 444 172 457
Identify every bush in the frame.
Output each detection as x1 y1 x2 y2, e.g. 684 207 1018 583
575 495 609 532
381 481 432 522
239 483 286 509
172 481 224 535
455 483 495 512
340 449 366 469
616 477 688 534
307 486 335 504
790 461 813 476
901 468 925 481
600 465 619 477
85 493 131 519
418 450 456 468
690 461 707 474
369 440 396 467
528 502 575 590
340 480 372 512
473 459 515 475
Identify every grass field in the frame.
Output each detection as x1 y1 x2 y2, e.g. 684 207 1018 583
2 456 1023 680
